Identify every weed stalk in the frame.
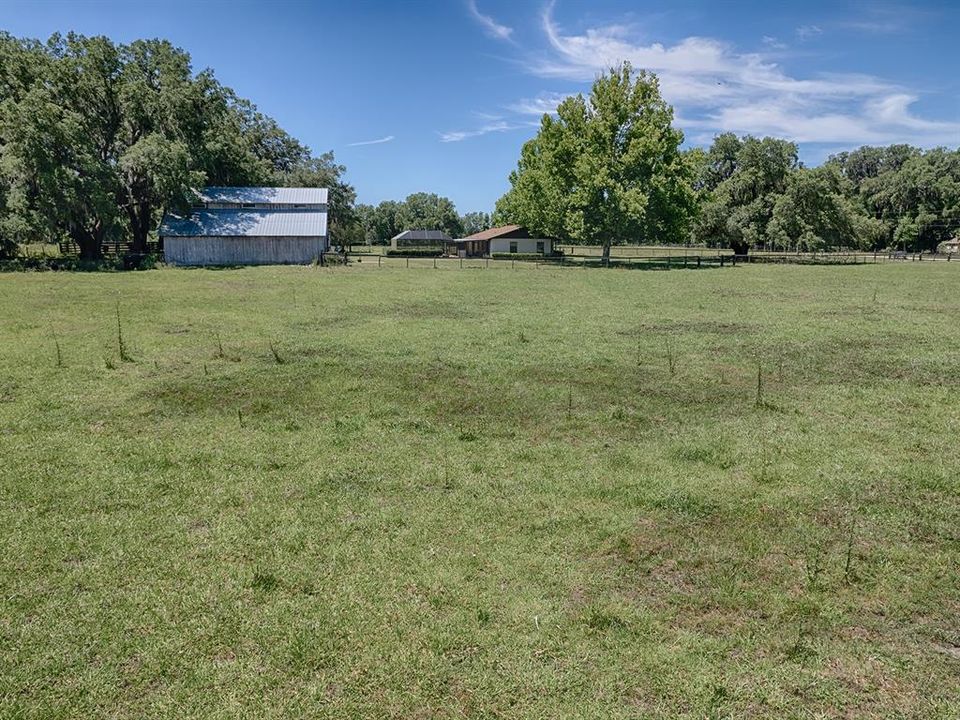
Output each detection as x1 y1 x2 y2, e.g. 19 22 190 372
116 301 132 362
755 360 763 406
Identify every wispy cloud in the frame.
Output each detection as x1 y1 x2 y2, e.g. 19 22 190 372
507 92 572 116
511 3 960 148
838 3 933 34
761 35 787 50
439 120 537 143
466 0 513 41
796 24 823 41
347 135 395 147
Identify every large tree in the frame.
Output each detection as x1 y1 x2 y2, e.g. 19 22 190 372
692 135 800 253
460 210 491 236
398 192 463 237
494 63 695 261
360 200 404 245
767 165 878 251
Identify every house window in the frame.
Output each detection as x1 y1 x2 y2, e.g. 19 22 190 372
509 241 518 253
536 241 545 254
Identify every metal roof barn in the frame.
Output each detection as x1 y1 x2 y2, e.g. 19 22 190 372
159 187 329 266
160 210 327 238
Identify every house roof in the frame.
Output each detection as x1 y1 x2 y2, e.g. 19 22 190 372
464 225 527 241
199 187 328 205
391 229 453 242
159 209 327 238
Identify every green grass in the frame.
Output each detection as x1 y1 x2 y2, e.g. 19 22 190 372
1 262 958 718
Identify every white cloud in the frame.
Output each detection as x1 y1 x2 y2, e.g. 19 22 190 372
796 24 823 41
507 92 572 116
838 4 933 35
439 120 537 143
761 36 787 50
347 135 395 147
514 4 960 148
466 0 513 41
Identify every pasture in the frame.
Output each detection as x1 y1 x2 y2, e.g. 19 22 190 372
1 262 958 718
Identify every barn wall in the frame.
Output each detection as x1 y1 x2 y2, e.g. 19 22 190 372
164 236 329 266
489 238 553 254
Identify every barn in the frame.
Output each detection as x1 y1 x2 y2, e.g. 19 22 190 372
448 225 554 257
159 187 329 266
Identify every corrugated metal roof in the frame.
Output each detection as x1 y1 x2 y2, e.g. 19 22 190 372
159 210 327 238
199 187 329 205
391 229 453 242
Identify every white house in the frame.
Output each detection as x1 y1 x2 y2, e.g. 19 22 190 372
159 187 329 266
449 225 554 257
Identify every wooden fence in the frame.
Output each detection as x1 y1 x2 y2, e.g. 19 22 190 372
346 250 957 270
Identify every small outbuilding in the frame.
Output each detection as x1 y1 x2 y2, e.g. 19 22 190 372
448 225 554 257
390 229 452 250
937 237 960 255
159 187 328 266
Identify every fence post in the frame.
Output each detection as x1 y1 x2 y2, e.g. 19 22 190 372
697 256 701 268
720 255 725 267
378 255 382 267
406 257 409 268
486 258 489 269
460 257 463 269
434 257 437 269
667 256 671 270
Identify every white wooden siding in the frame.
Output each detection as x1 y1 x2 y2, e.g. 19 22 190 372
489 237 553 254
164 236 329 266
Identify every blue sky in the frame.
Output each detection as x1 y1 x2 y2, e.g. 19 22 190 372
2 0 958 213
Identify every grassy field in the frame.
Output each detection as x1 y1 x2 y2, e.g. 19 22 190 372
1 262 958 718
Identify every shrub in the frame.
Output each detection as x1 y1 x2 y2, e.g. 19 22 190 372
385 248 444 258
0 256 124 272
490 251 564 262
395 239 444 249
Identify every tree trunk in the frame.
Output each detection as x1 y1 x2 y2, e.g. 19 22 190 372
128 202 151 254
75 228 102 261
731 239 749 256
601 241 611 266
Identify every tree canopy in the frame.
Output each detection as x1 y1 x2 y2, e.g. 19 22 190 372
0 32 354 259
494 63 696 260
356 194 480 244
688 135 960 252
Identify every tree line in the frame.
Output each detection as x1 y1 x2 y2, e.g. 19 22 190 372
353 195 490 245
2 34 957 261
495 63 960 258
0 32 355 260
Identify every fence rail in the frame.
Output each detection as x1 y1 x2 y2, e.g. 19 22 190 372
346 250 957 270
346 253 729 270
